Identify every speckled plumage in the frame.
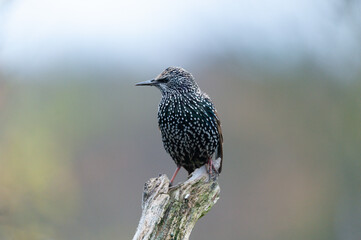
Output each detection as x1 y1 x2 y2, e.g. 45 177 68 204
136 67 223 177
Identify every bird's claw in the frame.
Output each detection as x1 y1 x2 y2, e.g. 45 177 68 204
207 161 219 182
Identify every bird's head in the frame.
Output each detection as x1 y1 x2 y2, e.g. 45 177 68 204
136 67 199 95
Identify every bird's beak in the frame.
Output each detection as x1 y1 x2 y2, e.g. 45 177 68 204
135 79 156 86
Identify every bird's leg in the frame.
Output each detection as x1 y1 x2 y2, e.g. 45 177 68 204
170 166 181 186
211 162 219 175
207 158 218 181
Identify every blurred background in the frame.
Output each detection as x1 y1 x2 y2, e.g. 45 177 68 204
0 0 360 239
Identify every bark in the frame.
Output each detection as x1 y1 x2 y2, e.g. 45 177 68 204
132 165 220 240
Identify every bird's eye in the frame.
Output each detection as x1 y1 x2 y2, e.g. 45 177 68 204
157 78 169 83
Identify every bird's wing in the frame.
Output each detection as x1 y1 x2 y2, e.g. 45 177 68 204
214 110 223 173
203 96 223 173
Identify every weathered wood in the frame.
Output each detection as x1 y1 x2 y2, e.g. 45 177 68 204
132 165 220 240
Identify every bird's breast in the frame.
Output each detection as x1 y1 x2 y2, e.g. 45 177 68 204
157 94 219 153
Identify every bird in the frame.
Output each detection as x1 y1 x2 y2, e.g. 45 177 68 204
136 67 223 185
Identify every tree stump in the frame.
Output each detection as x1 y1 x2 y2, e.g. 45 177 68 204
132 165 221 240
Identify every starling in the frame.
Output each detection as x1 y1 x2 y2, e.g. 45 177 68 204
136 67 223 184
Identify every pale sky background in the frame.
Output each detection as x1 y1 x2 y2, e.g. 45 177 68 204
0 0 360 77
0 2 360 239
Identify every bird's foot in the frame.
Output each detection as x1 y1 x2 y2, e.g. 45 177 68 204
207 159 219 182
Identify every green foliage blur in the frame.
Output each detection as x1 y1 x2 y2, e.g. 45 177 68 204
1 0 361 238
0 57 360 240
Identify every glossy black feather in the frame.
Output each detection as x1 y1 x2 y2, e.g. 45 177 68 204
139 67 223 175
